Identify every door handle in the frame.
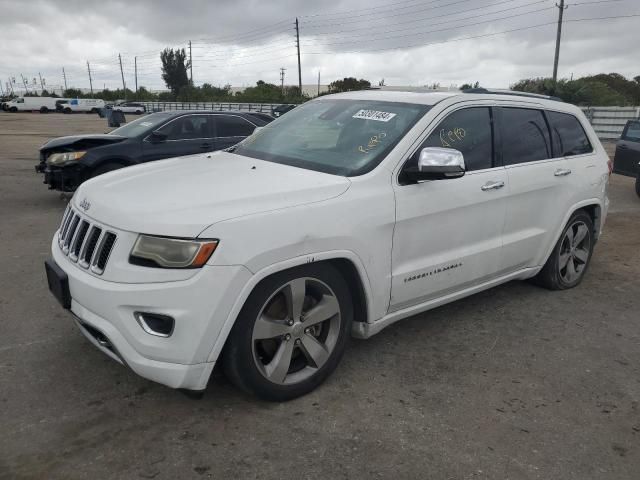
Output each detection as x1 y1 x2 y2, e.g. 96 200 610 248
481 180 505 191
554 168 572 177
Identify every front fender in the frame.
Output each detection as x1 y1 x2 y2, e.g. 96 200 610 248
204 250 375 364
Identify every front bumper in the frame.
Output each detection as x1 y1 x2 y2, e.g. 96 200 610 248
35 162 85 192
51 237 252 390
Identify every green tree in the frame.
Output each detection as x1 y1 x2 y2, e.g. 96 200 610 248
160 48 191 98
327 77 371 93
460 81 480 90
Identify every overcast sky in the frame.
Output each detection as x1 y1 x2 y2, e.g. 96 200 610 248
0 0 638 94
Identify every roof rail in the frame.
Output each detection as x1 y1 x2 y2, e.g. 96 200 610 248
461 88 563 102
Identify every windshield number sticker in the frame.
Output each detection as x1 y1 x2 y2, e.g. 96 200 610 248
353 110 397 122
358 132 387 154
439 127 466 147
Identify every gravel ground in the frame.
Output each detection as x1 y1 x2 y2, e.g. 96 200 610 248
0 112 639 480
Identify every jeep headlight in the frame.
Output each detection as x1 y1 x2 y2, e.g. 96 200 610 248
47 151 86 166
130 235 218 268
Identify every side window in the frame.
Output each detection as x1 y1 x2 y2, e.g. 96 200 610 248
157 116 210 140
501 108 551 165
415 107 494 171
215 116 255 137
621 121 640 142
547 111 593 156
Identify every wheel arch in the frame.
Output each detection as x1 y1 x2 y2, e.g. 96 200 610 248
540 198 603 269
206 251 374 364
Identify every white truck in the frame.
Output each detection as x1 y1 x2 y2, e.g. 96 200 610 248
62 98 106 114
6 96 66 113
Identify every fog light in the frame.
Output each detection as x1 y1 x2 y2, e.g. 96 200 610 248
134 312 175 337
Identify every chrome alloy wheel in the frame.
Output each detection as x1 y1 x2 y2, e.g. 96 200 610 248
251 277 341 385
558 220 591 284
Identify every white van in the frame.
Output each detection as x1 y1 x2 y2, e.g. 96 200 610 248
62 98 106 114
6 96 63 113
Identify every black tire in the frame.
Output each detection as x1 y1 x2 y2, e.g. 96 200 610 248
223 263 353 401
9 107 17 112
635 174 640 198
135 110 142 115
532 210 594 290
90 162 125 179
40 106 48 113
63 107 72 114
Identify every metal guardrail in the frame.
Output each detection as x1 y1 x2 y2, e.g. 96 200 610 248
138 102 288 114
581 106 640 141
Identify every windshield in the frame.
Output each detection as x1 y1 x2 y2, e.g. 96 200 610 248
233 99 430 176
110 112 171 137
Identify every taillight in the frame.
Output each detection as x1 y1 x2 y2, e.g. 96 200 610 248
607 158 613 176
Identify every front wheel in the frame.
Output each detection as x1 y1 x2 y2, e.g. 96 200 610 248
9 107 17 112
533 210 594 290
40 106 49 113
223 263 353 401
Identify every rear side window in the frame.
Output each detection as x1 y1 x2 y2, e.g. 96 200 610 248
215 116 255 137
501 108 551 165
416 107 494 171
547 111 593 156
621 121 640 142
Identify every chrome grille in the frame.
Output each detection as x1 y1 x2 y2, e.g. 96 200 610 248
58 207 117 275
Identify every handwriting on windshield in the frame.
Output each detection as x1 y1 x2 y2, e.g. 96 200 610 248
358 132 387 154
439 127 466 147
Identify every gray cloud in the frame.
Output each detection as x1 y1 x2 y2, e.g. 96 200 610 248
0 0 637 94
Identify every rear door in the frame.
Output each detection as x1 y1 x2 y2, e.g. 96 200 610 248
614 120 640 177
141 114 215 162
213 115 257 150
498 106 572 271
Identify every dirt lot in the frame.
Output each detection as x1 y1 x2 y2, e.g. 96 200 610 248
0 112 639 480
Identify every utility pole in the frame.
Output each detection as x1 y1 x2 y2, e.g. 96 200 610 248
0 81 4 96
189 40 193 85
62 67 68 92
134 56 138 98
552 0 568 83
38 72 45 92
295 18 302 95
280 67 286 95
118 53 127 100
317 70 320 97
86 61 94 97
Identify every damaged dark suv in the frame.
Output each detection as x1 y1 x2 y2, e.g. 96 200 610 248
36 110 271 192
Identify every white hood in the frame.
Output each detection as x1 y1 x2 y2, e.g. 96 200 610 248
73 152 351 237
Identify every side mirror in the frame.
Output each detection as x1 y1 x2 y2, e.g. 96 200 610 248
405 147 466 182
150 130 168 143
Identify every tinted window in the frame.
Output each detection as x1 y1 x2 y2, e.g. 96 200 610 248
622 121 640 142
416 107 493 171
547 111 593 156
501 108 551 165
111 112 171 137
158 115 210 140
216 116 255 137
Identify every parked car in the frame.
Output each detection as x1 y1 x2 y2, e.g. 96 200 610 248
110 102 146 114
36 110 271 191
62 98 106 114
612 119 640 197
5 96 66 113
45 90 609 401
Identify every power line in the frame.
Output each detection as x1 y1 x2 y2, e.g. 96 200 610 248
303 13 640 55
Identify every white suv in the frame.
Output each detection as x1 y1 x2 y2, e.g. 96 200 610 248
45 90 610 401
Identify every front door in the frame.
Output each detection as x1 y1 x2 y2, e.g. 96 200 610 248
141 114 215 162
390 106 508 312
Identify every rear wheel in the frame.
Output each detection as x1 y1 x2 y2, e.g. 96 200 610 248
63 107 72 114
40 106 49 113
223 263 353 401
533 210 594 290
135 110 142 115
9 107 17 112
